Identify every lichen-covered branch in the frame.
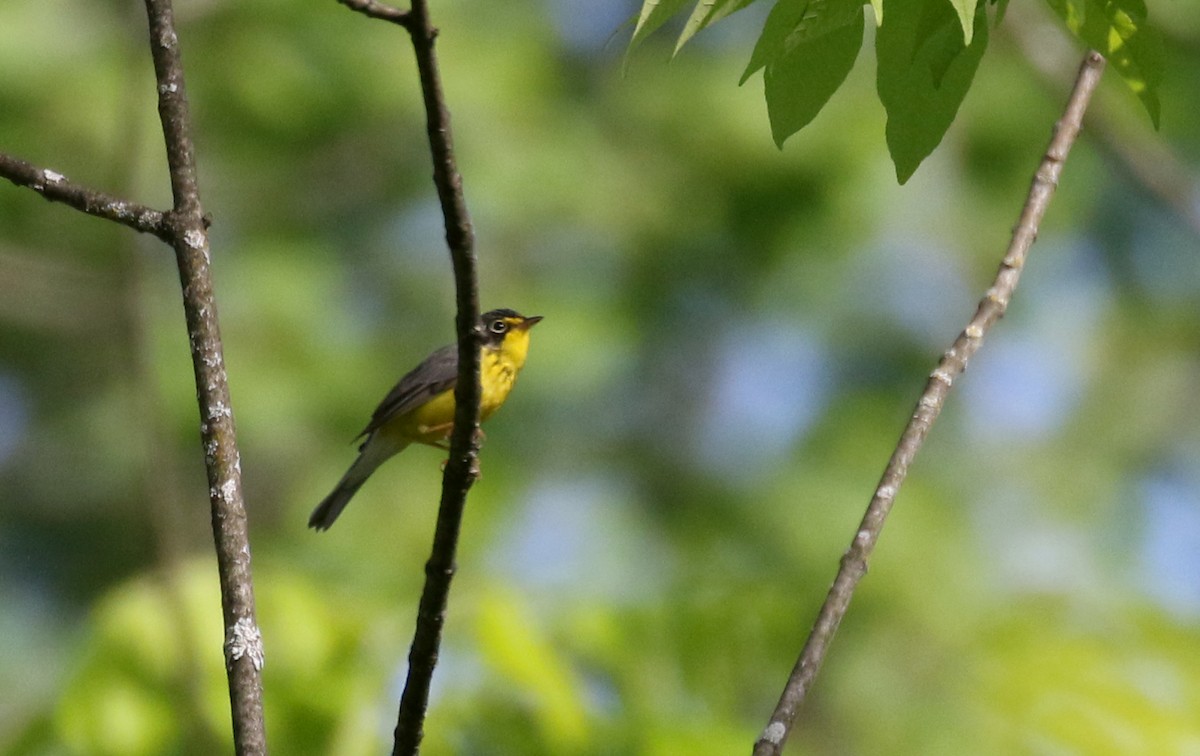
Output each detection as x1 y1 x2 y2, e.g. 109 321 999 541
1 2 266 751
143 0 266 752
0 153 169 240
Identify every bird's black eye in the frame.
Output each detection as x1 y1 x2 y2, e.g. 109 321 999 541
489 319 508 335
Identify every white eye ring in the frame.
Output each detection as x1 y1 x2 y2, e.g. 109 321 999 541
489 320 508 334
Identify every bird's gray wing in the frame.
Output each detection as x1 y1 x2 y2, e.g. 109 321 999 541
357 343 458 439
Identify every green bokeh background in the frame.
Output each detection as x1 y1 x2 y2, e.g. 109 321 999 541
2 0 1199 753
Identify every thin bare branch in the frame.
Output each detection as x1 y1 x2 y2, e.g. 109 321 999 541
338 0 483 747
753 50 1108 756
0 153 169 240
387 0 482 750
143 0 266 752
340 0 481 750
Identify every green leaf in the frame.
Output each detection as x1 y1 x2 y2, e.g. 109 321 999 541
946 0 979 44
876 0 989 183
476 591 589 751
1043 0 1164 128
628 0 693 54
742 0 865 84
765 9 865 146
675 0 759 54
870 0 884 25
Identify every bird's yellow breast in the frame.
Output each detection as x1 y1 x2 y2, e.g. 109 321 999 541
395 327 533 445
480 325 531 418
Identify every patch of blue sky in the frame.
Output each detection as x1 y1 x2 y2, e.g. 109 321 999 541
548 0 769 57
548 0 638 55
693 317 831 481
0 371 29 468
973 484 1101 596
489 475 671 603
962 237 1113 440
1137 469 1200 618
855 237 974 346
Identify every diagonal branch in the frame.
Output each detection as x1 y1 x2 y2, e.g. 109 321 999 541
142 0 266 752
0 153 170 240
752 50 1108 756
338 0 483 752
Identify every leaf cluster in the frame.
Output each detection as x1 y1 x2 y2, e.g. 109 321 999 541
630 0 1165 182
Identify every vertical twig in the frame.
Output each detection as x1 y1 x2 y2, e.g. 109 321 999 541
392 1 482 752
107 9 218 743
143 1 266 752
336 0 482 751
753 50 1107 756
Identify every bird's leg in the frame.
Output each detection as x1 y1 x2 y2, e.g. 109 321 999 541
418 421 455 440
420 422 484 447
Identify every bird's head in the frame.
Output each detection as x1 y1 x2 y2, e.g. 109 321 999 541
481 309 542 360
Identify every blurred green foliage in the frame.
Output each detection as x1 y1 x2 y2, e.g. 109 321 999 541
2 0 1200 753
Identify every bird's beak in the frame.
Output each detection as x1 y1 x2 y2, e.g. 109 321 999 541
518 315 543 330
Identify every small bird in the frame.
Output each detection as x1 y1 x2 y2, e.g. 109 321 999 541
309 308 542 531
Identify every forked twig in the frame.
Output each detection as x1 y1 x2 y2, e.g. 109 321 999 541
0 154 169 239
0 1 266 751
753 50 1107 756
144 1 267 752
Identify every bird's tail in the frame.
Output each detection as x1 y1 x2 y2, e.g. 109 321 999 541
309 435 409 531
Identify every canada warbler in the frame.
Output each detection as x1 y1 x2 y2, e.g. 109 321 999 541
309 308 541 530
